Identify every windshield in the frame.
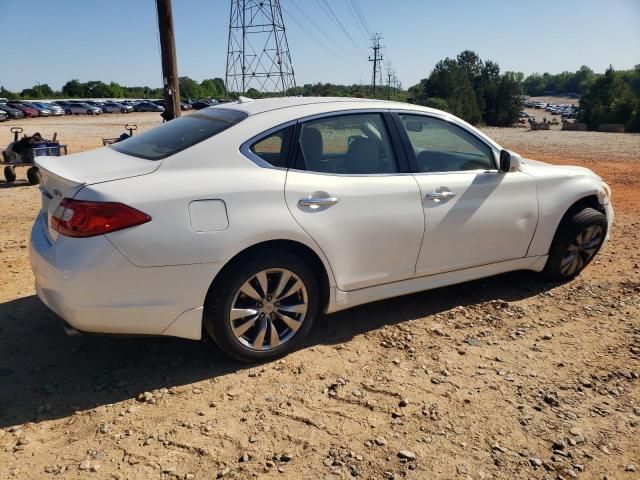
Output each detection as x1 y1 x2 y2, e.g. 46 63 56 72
111 108 247 160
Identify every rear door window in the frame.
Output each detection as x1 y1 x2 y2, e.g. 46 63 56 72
295 113 398 174
248 126 294 168
111 109 247 160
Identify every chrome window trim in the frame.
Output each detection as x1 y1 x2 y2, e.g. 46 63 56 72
392 109 501 171
239 120 296 170
295 107 390 123
286 168 414 178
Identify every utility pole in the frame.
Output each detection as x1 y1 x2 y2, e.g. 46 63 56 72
156 0 181 120
368 33 383 98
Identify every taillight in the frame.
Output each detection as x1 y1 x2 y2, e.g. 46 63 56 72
51 198 151 238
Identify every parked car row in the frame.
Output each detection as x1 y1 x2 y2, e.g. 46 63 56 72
0 98 231 122
523 99 578 119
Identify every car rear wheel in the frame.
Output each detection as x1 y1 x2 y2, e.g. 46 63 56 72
543 207 607 281
3 166 16 183
204 249 319 362
87 110 93 115
65 109 71 115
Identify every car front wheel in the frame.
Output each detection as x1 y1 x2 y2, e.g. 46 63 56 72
544 207 607 281
205 249 319 362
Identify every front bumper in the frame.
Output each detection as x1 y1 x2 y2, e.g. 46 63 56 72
602 201 614 249
29 213 218 340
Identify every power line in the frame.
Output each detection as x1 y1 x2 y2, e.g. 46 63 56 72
313 0 368 57
282 6 363 66
289 0 361 57
351 0 372 37
344 0 369 43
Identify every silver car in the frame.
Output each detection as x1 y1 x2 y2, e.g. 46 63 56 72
64 103 102 115
32 102 64 116
101 102 133 114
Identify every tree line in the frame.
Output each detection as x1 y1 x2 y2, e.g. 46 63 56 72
2 53 638 131
407 50 523 127
0 77 227 102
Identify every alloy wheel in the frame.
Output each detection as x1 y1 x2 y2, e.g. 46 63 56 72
560 225 603 276
229 268 308 351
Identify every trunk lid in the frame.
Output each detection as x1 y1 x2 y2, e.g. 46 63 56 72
36 147 160 242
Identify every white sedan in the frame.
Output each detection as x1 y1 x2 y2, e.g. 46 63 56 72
30 97 613 362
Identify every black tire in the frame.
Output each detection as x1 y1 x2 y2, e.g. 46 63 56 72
87 110 93 115
26 167 40 185
204 248 319 362
121 108 126 113
4 166 16 183
65 109 71 115
543 207 607 281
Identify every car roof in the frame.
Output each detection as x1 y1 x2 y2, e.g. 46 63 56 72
208 96 502 152
217 96 439 117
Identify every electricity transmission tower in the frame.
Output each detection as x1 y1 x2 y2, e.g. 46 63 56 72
368 33 383 97
385 61 395 100
225 0 296 95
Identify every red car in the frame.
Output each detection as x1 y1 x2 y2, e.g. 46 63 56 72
7 102 39 118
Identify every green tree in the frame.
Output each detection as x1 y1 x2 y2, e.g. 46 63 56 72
85 81 112 98
578 67 640 132
200 78 226 99
411 58 482 124
20 83 54 98
108 81 124 98
0 86 19 100
178 76 201 99
245 88 262 99
62 79 85 97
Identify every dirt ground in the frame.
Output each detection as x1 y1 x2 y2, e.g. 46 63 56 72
0 115 639 480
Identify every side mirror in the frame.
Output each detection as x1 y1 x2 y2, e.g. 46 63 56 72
499 149 522 172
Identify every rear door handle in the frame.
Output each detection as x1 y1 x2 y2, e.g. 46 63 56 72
298 196 340 208
425 190 456 201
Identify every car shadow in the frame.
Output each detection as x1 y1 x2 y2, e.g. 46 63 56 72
308 270 556 347
0 180 34 189
0 270 556 428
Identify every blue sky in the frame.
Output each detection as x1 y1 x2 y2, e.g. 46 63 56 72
1 0 638 92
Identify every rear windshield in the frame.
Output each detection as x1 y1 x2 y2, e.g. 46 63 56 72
111 108 247 160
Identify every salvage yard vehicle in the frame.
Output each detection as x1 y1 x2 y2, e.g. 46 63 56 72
0 104 25 119
30 97 614 362
64 102 101 115
31 102 64 116
0 110 7 122
7 102 39 117
133 101 164 112
23 103 52 117
101 102 133 113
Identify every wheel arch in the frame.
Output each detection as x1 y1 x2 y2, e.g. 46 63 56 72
529 192 605 257
203 239 333 321
547 194 605 248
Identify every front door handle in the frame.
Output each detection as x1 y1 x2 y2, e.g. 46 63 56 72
298 196 340 209
425 190 456 201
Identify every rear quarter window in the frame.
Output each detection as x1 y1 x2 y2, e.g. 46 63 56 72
111 109 247 160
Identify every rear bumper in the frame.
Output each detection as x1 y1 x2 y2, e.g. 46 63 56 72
29 213 219 340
